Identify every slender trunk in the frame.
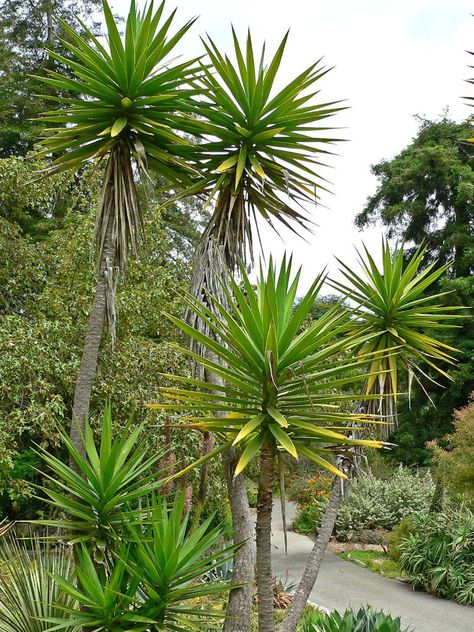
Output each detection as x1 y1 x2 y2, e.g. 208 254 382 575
202 351 255 632
223 446 255 632
256 442 275 632
70 216 115 457
278 480 344 632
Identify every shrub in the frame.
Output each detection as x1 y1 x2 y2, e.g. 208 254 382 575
298 606 411 632
398 506 474 605
288 473 332 507
388 517 415 562
335 466 434 541
289 472 332 535
293 501 328 535
0 533 77 632
427 395 474 508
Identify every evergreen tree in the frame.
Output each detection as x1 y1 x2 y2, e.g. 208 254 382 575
0 0 101 156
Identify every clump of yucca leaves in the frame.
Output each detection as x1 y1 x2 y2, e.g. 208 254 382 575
23 406 236 631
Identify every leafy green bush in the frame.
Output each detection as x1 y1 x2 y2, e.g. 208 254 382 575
293 501 327 535
298 606 411 632
388 517 415 562
428 396 474 508
399 506 474 605
335 466 434 541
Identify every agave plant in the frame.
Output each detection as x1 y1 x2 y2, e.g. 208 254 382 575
47 494 234 631
34 405 164 561
299 606 412 632
35 0 201 448
151 257 385 632
0 533 77 632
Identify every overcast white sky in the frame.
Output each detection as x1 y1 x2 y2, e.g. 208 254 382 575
113 0 472 291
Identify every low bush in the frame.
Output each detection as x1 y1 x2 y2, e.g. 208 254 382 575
293 501 327 535
388 516 415 562
298 606 411 632
427 396 474 508
335 466 434 541
398 506 474 605
289 472 332 535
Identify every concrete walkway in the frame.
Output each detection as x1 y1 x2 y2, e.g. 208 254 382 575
270 502 473 632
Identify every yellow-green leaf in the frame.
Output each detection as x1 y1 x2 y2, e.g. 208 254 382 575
298 445 347 478
111 117 128 137
233 414 265 445
268 423 298 459
234 434 265 476
216 154 239 173
267 406 288 428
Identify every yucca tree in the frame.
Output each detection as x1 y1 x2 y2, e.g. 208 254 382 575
332 241 460 427
176 32 344 630
33 405 165 563
182 30 344 306
35 0 200 452
280 241 462 632
151 257 385 632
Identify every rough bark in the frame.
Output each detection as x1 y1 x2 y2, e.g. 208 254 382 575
278 480 344 632
70 217 114 457
223 446 256 632
256 442 275 632
202 352 255 632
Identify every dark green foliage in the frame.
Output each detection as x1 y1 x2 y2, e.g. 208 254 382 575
356 117 474 462
356 117 474 277
292 502 326 536
399 506 474 605
0 0 102 156
299 606 411 632
0 451 42 519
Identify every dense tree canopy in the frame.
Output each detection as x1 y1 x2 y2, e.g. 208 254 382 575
356 117 474 277
0 154 223 520
0 0 102 156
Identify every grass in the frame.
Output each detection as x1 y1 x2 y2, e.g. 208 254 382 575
338 549 406 580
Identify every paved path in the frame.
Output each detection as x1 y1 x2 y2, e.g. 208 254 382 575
270 502 473 632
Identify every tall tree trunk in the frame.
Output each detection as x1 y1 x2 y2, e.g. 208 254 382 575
223 446 256 632
202 351 255 632
70 217 114 456
256 442 275 632
278 480 344 632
